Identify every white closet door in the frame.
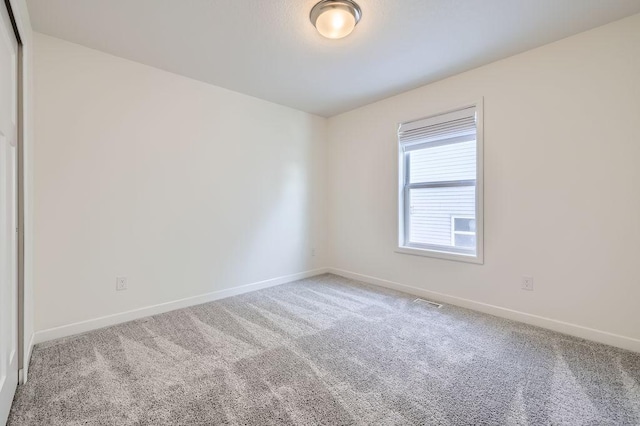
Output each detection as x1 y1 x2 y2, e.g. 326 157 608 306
0 2 19 424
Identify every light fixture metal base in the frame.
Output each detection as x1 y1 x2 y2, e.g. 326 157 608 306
310 0 362 28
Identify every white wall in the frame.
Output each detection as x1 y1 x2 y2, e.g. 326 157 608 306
327 14 640 346
33 34 327 332
33 14 640 351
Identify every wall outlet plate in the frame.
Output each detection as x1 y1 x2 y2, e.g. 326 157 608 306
522 276 533 291
116 277 127 291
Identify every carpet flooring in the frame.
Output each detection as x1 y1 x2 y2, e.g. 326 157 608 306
8 274 640 425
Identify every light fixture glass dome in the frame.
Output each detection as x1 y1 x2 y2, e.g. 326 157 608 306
310 0 362 40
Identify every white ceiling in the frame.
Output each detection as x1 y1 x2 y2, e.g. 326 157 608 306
26 0 640 117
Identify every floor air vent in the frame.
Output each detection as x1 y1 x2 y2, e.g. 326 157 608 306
413 298 443 308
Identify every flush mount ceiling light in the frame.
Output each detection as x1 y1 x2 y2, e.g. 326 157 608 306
310 0 362 39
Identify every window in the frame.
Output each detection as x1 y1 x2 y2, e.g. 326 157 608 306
397 102 483 263
451 216 476 248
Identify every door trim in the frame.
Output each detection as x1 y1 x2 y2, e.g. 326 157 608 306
3 0 24 382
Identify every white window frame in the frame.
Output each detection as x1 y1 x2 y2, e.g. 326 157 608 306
451 216 476 247
396 100 484 264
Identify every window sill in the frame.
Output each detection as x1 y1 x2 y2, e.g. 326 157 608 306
395 246 484 265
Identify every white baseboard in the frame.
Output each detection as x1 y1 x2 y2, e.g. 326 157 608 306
32 266 640 353
328 268 640 353
34 268 329 344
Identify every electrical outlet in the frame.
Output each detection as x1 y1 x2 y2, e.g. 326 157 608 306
116 276 127 291
311 248 316 257
522 276 533 291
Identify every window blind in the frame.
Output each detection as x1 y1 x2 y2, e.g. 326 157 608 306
398 106 476 150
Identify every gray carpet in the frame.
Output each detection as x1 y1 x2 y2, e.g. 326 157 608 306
8 274 640 425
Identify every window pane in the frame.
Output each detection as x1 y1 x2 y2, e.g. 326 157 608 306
408 186 476 252
454 234 476 249
409 140 476 184
453 218 476 233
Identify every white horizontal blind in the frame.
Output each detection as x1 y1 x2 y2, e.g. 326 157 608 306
399 106 476 150
399 105 479 257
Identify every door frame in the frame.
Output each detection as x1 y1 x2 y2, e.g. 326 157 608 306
3 0 25 383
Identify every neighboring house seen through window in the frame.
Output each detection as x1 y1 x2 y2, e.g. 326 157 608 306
451 216 476 249
397 102 483 263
